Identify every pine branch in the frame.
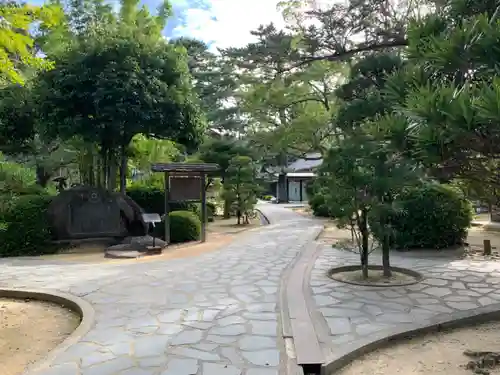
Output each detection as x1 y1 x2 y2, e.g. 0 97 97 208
292 39 408 70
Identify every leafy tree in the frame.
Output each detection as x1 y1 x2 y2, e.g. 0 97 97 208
198 137 253 218
318 129 419 278
223 24 342 156
312 51 420 276
173 37 244 134
0 83 78 187
0 2 63 85
0 84 36 153
222 24 347 202
35 27 204 192
128 134 181 185
281 0 431 64
379 0 500 189
223 155 259 225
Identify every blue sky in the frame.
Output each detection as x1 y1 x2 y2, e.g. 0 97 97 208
30 0 289 50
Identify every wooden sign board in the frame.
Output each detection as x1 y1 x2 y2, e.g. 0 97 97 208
169 176 201 202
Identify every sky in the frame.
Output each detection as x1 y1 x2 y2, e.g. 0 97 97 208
163 0 288 50
29 0 291 50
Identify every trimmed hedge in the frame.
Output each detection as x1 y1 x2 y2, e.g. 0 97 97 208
309 192 330 217
127 186 214 222
154 210 201 243
127 186 197 214
372 183 473 250
0 194 57 257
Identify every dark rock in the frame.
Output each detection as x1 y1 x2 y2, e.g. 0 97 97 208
106 236 167 253
48 186 147 240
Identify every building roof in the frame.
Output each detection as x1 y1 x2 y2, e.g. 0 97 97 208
287 153 323 172
287 172 316 177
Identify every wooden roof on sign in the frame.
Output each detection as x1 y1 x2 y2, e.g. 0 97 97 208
151 163 219 173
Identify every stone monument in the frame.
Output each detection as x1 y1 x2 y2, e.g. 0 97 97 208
48 186 147 241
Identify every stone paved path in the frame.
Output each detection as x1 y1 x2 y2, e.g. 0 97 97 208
311 246 500 359
0 204 322 375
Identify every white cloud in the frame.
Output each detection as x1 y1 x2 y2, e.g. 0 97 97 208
170 0 340 51
172 0 287 51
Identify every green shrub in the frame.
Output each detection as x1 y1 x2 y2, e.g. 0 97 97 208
0 195 57 257
371 183 473 250
262 195 274 201
309 192 330 217
154 210 201 243
127 186 198 215
206 201 216 214
206 202 216 221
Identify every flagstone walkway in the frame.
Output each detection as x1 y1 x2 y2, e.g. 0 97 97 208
310 244 500 372
2 204 500 375
0 204 322 375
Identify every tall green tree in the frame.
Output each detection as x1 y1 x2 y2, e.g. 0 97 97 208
379 0 500 188
223 155 259 225
198 137 253 218
173 37 243 134
36 27 204 192
0 2 63 85
319 129 419 277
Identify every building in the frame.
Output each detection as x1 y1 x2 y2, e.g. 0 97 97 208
268 153 323 203
285 153 323 202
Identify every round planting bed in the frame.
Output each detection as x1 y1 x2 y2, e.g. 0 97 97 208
328 265 423 287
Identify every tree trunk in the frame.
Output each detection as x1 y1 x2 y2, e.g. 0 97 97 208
223 198 231 219
87 145 95 187
35 165 52 187
381 194 392 277
221 175 231 219
360 208 369 279
119 144 127 194
95 150 102 188
382 232 392 277
99 146 107 190
108 151 117 192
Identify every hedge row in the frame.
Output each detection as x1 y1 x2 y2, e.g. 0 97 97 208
155 210 201 243
371 184 472 249
126 186 214 222
0 187 211 258
309 182 473 250
0 194 58 257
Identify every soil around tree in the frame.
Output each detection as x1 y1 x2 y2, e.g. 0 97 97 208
328 265 422 286
0 298 80 375
333 320 500 375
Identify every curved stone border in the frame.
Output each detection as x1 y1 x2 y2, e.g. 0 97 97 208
254 208 270 225
0 288 95 375
322 302 500 375
281 239 325 374
327 265 423 287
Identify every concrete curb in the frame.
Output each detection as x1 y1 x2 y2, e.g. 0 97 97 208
321 302 500 375
282 231 324 374
327 265 424 287
0 288 95 375
254 207 271 225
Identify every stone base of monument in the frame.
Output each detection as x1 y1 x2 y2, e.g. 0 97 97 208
144 246 162 256
104 236 166 259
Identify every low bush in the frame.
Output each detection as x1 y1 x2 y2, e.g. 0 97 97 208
154 210 201 243
371 183 473 250
0 195 57 257
127 186 198 214
205 202 217 222
309 192 330 217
